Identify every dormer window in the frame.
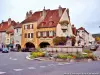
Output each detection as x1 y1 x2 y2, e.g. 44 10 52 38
41 22 46 27
49 21 54 26
59 20 69 26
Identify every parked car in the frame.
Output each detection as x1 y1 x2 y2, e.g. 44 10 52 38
0 48 3 52
2 47 9 53
21 47 35 52
10 48 18 52
21 48 29 52
90 45 98 51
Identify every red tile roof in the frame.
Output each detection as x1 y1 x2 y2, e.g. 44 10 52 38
78 27 84 30
14 23 22 28
6 29 14 33
21 8 66 28
21 10 49 24
38 8 66 28
0 21 16 32
78 27 89 34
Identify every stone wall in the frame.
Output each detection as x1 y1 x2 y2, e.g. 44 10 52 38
42 46 83 53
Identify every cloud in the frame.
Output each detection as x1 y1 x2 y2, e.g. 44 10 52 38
0 0 100 34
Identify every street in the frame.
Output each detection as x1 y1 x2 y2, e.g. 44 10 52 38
0 52 100 75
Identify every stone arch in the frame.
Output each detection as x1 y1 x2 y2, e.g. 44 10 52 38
25 42 35 48
16 44 21 50
39 42 50 48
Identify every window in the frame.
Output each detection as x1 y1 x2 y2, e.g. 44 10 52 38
16 29 18 33
49 31 53 36
24 25 27 29
27 25 30 29
31 33 33 38
28 33 30 38
30 24 33 29
25 33 27 38
43 32 46 37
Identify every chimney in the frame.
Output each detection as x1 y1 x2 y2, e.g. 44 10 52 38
58 5 62 17
17 22 19 25
29 10 32 17
2 20 4 23
42 6 46 18
8 18 11 25
26 12 29 19
67 8 69 17
72 24 74 28
1 20 4 28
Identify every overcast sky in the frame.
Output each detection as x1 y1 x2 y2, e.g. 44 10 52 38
0 0 100 34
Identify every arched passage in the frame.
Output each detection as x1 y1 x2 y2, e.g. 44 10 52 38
16 44 21 50
25 42 35 48
39 42 50 48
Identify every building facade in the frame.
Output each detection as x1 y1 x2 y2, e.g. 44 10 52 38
0 18 16 47
77 27 94 46
14 23 22 48
21 6 74 48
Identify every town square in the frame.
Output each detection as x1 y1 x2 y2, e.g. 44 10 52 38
0 0 100 75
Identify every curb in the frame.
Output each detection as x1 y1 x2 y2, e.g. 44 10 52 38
26 55 33 60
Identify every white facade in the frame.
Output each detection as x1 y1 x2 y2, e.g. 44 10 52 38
14 28 22 47
77 28 94 46
0 32 6 44
56 9 73 37
88 34 95 45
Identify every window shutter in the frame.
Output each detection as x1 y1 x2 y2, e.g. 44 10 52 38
47 31 49 37
31 33 33 38
24 26 25 30
28 33 30 38
32 24 33 29
28 25 30 29
41 32 43 37
36 32 39 38
53 31 55 36
25 33 27 38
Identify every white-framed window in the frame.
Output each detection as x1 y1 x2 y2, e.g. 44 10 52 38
30 24 33 29
25 25 27 29
16 29 18 33
49 31 53 36
43 32 46 37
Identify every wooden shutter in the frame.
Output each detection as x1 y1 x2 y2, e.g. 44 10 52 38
31 33 33 38
32 24 33 29
47 31 49 37
25 33 27 38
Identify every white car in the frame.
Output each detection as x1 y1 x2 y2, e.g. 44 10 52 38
90 45 98 51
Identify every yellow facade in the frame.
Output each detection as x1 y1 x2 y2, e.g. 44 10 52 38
21 22 56 48
5 33 10 45
37 28 56 47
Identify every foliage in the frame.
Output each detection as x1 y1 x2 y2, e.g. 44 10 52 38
95 37 100 44
57 54 73 59
53 37 67 45
83 50 92 54
30 52 45 58
95 37 100 41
